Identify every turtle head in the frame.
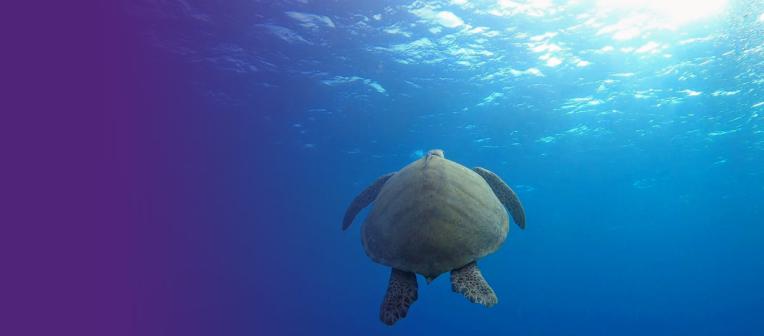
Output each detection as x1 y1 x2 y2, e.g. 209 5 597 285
427 149 445 159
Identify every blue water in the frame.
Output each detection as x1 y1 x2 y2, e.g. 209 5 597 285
134 0 764 334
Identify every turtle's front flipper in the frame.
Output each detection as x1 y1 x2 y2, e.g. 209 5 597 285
380 268 418 326
342 172 394 230
473 167 526 229
451 261 498 307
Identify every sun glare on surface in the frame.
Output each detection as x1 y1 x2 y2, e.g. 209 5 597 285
597 0 728 27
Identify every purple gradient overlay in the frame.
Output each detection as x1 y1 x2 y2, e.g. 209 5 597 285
3 2 280 335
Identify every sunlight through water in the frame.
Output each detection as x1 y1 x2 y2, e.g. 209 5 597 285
596 0 728 27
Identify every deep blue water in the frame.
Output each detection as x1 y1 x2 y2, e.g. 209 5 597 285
132 0 764 334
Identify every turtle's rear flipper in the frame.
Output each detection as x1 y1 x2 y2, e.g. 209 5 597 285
380 268 418 325
451 261 498 307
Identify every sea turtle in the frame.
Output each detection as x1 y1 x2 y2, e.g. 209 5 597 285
342 149 526 325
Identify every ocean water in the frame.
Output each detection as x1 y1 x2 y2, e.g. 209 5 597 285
124 1 764 335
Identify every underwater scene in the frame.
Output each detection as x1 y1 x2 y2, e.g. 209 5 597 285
124 0 764 335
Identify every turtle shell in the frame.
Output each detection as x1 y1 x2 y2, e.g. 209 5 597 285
361 155 509 279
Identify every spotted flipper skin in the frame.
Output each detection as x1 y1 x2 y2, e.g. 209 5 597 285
342 172 394 230
380 268 418 325
451 261 498 307
473 167 526 229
